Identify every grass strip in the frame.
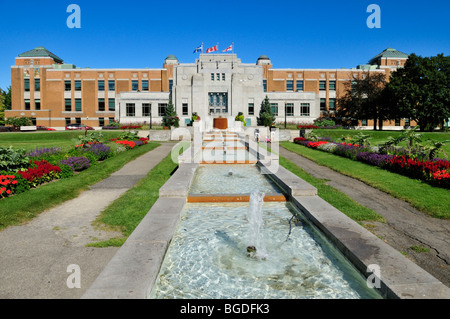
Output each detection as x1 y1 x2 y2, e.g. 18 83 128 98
281 141 450 219
279 156 384 223
0 142 160 230
88 152 178 247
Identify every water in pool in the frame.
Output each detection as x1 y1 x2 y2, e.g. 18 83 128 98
149 201 381 299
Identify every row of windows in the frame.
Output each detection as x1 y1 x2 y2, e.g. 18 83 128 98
320 98 336 110
248 103 311 117
24 99 40 110
262 79 337 92
24 79 40 92
124 103 190 117
64 117 115 127
211 73 226 81
63 79 153 92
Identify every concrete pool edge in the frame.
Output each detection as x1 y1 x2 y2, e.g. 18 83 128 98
82 143 450 299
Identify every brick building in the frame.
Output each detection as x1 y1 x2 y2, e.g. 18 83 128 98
5 46 410 130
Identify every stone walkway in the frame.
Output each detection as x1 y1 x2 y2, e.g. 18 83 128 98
279 146 450 288
0 143 175 298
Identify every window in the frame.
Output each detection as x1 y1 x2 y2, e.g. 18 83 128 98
65 118 71 125
24 79 30 92
75 98 82 112
75 117 81 124
182 103 188 116
65 99 71 111
108 80 115 91
263 80 267 92
169 80 173 93
319 80 326 91
132 80 139 91
222 73 226 81
158 103 167 117
98 98 105 111
351 80 358 91
296 80 303 92
286 80 293 92
35 99 41 110
142 103 151 117
320 98 326 111
109 117 115 124
75 80 81 91
108 98 115 111
65 80 71 91
361 119 367 126
211 73 214 81
31 118 36 126
395 119 401 126
25 99 30 110
99 118 104 127
98 80 105 91
216 73 220 81
329 98 336 110
35 79 40 92
300 103 310 116
248 103 254 116
126 103 135 117
329 80 336 91
285 103 294 116
142 80 149 91
404 118 410 127
270 103 278 116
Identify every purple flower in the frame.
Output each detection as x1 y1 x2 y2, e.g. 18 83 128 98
59 156 90 172
26 147 61 158
356 152 393 167
83 143 111 160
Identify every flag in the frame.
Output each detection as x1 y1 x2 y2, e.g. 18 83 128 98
206 44 218 53
222 44 233 52
193 44 203 54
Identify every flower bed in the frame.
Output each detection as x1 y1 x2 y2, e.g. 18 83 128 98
0 134 151 199
292 136 450 189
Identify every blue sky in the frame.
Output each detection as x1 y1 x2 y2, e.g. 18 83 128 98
0 0 448 90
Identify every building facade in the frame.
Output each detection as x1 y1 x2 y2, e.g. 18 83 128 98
6 47 410 130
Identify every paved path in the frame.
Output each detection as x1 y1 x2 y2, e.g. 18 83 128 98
0 143 175 298
279 146 450 288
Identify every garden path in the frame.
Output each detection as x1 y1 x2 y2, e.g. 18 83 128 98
280 146 450 288
0 142 176 298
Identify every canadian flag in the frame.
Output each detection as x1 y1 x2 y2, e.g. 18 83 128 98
222 44 233 52
206 44 218 53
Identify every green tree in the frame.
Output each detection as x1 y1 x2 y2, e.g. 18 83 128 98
257 95 275 127
162 93 179 128
336 71 389 130
387 53 450 132
0 88 5 126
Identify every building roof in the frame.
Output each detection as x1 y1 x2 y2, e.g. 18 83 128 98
165 55 178 61
257 55 270 60
369 48 408 64
18 46 63 64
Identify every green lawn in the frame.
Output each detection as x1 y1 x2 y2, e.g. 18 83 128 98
281 141 450 219
88 152 179 247
0 131 126 151
0 142 160 230
280 157 385 223
309 129 450 156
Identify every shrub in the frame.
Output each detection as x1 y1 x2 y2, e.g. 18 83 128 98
59 164 74 179
0 146 30 171
17 159 61 187
59 156 91 172
83 143 112 161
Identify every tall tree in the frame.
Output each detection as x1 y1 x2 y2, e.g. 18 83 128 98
0 88 5 125
257 95 275 127
336 71 389 130
387 53 450 132
162 92 179 128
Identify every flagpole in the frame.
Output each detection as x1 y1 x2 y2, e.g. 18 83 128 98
232 42 234 54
